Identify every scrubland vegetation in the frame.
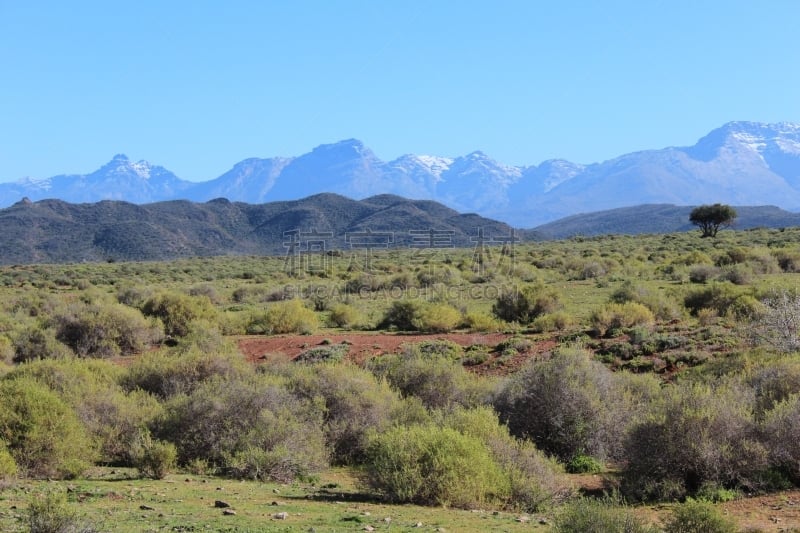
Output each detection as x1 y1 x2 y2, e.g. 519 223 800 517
3 227 800 530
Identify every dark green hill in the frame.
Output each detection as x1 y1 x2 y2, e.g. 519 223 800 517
529 204 800 239
0 195 513 264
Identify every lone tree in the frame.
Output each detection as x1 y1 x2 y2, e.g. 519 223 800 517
689 203 737 238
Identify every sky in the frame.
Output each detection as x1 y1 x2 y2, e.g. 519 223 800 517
1 0 799 182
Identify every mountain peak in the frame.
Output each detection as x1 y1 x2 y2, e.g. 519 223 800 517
112 153 129 161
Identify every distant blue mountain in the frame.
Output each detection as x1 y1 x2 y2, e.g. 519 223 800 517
2 121 800 226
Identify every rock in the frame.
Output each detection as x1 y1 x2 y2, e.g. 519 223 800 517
214 500 231 508
271 501 279 506
414 522 424 528
274 512 289 520
139 505 155 511
223 509 236 516
516 515 530 523
363 527 375 532
383 517 391 523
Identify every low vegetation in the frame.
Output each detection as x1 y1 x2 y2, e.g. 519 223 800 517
2 226 800 530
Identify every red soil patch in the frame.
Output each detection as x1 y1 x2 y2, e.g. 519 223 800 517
237 332 558 374
239 332 509 365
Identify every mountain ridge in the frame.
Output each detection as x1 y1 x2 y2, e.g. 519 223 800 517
3 121 800 226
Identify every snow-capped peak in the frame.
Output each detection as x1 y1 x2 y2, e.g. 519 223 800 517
130 160 152 179
409 155 454 178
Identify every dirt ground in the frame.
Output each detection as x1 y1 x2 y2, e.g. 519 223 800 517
238 332 508 362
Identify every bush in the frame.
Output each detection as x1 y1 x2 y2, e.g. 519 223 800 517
54 302 161 357
7 358 161 465
688 264 720 283
141 291 216 338
531 311 575 333
492 284 561 324
253 299 318 334
554 495 656 533
378 300 423 331
684 283 762 319
413 302 462 333
0 440 17 479
12 325 71 363
130 431 177 479
442 406 572 511
293 343 349 364
566 454 603 474
494 346 625 462
273 362 402 465
122 349 250 400
762 394 800 483
463 311 502 332
364 424 509 508
590 302 654 337
156 376 328 481
327 303 363 329
28 490 96 533
622 380 768 501
751 289 800 353
368 347 491 410
663 499 737 533
0 377 96 479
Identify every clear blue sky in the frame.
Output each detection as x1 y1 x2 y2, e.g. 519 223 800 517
1 1 798 182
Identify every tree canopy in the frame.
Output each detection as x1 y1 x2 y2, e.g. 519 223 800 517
689 204 737 238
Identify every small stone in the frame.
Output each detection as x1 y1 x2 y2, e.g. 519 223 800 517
414 522 424 528
139 505 155 511
222 509 236 516
273 488 280 493
363 527 375 532
362 511 371 516
539 518 549 525
214 500 231 508
383 517 392 523
271 501 279 506
516 515 530 523
274 511 289 520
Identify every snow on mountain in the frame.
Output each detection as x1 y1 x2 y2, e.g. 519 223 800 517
3 121 800 228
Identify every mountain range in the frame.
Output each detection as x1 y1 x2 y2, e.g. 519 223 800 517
2 121 800 227
0 194 513 264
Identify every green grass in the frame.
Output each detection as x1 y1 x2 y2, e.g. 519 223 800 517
0 468 549 532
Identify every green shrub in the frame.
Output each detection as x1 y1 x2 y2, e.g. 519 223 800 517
688 264 720 283
463 311 502 332
494 346 632 462
762 393 800 483
554 495 656 533
663 499 737 533
293 343 349 364
327 303 363 329
141 291 216 338
0 439 17 478
12 325 71 363
378 300 424 331
54 302 161 357
130 430 177 479
364 424 509 508
531 311 575 332
684 283 762 319
622 380 768 501
27 490 95 533
122 349 250 399
413 302 462 333
156 376 328 480
442 406 572 511
7 358 161 465
566 454 603 474
368 348 491 410
0 377 96 479
276 362 402 465
590 302 654 337
254 299 318 334
492 284 561 324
